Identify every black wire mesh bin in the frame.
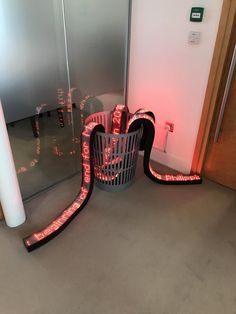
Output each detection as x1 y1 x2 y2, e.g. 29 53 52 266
85 111 142 191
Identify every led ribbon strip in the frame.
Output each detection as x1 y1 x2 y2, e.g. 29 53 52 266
23 106 202 252
23 122 105 252
104 104 127 166
111 104 129 135
95 104 129 180
127 112 202 184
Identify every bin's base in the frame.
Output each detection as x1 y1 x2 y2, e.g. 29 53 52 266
95 178 134 192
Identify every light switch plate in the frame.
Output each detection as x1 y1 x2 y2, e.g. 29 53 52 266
188 31 201 45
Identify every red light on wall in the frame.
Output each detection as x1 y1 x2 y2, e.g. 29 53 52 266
127 112 202 185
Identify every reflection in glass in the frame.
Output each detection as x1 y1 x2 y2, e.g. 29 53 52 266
0 0 75 199
64 0 129 110
7 102 77 199
0 0 130 200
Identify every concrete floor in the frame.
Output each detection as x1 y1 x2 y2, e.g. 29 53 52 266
0 159 236 314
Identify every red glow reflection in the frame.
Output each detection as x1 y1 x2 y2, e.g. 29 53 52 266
79 95 93 128
17 89 81 175
16 103 47 174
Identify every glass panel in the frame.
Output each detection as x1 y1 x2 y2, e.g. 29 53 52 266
64 0 129 113
0 0 76 199
0 0 130 200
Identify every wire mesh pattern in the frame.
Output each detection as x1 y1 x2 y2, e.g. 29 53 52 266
86 112 141 191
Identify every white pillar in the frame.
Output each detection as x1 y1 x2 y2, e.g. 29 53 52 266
0 100 26 227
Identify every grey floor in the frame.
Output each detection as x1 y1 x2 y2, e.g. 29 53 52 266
0 159 236 314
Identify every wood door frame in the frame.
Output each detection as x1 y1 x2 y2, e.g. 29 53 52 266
191 0 236 173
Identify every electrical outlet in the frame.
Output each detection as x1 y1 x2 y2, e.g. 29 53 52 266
165 122 174 132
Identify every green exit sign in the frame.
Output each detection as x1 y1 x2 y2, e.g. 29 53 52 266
190 7 204 22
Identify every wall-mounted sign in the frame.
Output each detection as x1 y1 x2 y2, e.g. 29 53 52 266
190 7 204 22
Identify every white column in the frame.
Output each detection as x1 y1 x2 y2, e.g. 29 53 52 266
0 101 26 227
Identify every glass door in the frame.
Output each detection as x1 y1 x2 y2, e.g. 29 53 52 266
0 0 131 200
64 0 130 112
0 0 76 199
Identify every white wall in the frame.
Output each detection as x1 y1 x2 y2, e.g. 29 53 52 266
128 0 223 173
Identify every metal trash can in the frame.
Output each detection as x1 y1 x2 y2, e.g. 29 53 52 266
85 111 142 191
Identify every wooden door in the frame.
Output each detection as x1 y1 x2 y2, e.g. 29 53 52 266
203 11 236 190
